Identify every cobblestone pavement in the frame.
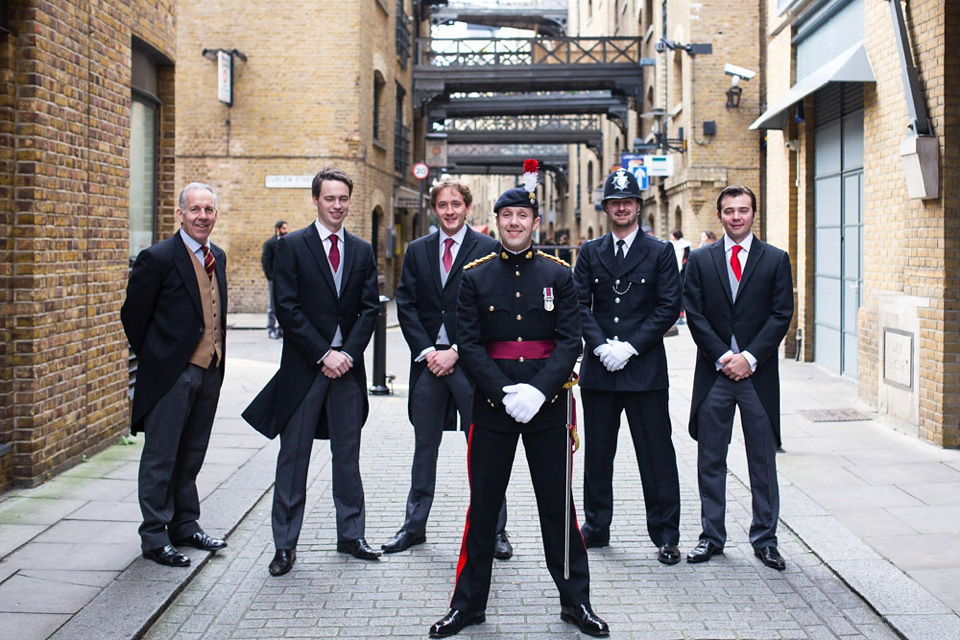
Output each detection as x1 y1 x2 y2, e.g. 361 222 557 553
142 327 901 640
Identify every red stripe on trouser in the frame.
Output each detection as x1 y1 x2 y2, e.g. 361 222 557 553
452 422 475 599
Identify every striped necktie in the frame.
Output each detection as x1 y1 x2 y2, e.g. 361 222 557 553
201 245 215 280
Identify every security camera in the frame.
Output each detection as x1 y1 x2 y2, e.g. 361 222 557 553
724 63 756 85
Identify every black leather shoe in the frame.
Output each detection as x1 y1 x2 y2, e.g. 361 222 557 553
493 530 513 559
687 539 724 563
269 548 296 576
381 529 426 553
429 609 485 637
173 531 227 551
143 545 190 567
337 537 381 560
581 525 609 549
560 603 609 637
658 543 681 565
755 545 786 570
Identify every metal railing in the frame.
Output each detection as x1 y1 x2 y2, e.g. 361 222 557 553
417 37 643 67
445 115 602 133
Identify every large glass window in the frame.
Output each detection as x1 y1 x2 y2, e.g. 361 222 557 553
129 93 157 262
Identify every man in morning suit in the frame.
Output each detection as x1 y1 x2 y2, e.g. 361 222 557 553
121 182 229 567
429 162 608 638
572 168 683 564
243 167 381 576
384 179 512 558
683 185 794 571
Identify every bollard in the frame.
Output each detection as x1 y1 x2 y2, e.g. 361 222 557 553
369 294 391 395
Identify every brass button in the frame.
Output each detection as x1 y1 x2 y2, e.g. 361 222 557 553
518 356 525 363
614 317 620 323
489 305 495 311
516 314 522 320
517 337 523 342
515 291 521 298
515 270 520 276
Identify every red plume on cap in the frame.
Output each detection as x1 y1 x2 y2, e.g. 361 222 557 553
522 158 539 195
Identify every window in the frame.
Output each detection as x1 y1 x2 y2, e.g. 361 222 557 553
129 95 157 261
130 43 161 262
373 71 385 140
396 0 411 69
394 83 409 174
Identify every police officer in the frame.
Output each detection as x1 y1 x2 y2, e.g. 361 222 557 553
572 168 683 564
429 163 608 638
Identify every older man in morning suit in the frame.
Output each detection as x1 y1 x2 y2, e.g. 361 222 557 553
573 168 683 564
243 167 380 576
683 185 794 571
384 179 511 558
122 182 229 568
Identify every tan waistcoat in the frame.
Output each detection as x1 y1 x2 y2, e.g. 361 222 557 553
188 250 223 368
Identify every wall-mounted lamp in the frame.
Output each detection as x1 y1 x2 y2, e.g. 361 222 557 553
723 63 755 109
725 85 742 108
794 102 805 123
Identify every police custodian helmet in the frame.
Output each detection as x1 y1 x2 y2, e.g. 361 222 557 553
601 167 642 205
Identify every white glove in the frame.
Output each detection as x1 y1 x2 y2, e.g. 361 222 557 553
600 339 635 372
502 384 546 424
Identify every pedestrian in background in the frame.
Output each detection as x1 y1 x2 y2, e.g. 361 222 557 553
261 219 288 339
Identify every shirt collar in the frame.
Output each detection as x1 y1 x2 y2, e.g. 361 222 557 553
724 232 754 253
441 224 468 246
315 220 344 243
179 228 204 255
611 226 640 252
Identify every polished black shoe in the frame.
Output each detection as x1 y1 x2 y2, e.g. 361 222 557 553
493 530 513 559
560 603 609 637
381 529 426 554
337 537 381 560
173 531 227 551
687 539 724 563
658 543 681 565
754 545 786 570
268 548 296 576
580 525 609 549
429 609 485 638
143 544 190 567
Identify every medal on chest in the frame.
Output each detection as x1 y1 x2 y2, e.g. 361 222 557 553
543 287 554 311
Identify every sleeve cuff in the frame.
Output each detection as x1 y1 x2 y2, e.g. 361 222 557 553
715 349 734 371
741 350 757 372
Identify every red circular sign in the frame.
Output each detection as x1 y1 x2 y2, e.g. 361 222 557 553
412 163 429 180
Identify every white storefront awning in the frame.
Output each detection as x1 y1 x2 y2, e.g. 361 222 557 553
749 43 875 130
394 184 429 210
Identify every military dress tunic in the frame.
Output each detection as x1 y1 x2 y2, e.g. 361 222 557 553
448 247 591 613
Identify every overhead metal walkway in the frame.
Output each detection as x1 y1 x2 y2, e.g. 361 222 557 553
427 92 630 133
442 115 603 155
430 0 568 37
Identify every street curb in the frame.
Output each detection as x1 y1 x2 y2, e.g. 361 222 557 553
48 440 280 640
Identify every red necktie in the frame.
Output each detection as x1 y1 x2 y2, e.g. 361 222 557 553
731 245 742 281
442 238 454 273
201 245 215 280
329 234 340 272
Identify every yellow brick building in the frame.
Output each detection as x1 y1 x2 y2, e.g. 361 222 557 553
755 0 958 446
0 0 178 488
175 0 424 311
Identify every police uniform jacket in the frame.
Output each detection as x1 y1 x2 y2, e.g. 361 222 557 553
573 232 681 392
457 247 582 433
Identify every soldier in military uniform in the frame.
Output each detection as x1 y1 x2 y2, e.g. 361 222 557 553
573 168 683 564
429 164 609 638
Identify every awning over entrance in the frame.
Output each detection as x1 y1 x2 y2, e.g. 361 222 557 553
394 184 428 210
749 43 875 130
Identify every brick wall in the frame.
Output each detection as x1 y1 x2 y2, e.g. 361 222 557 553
0 0 177 488
175 0 418 312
